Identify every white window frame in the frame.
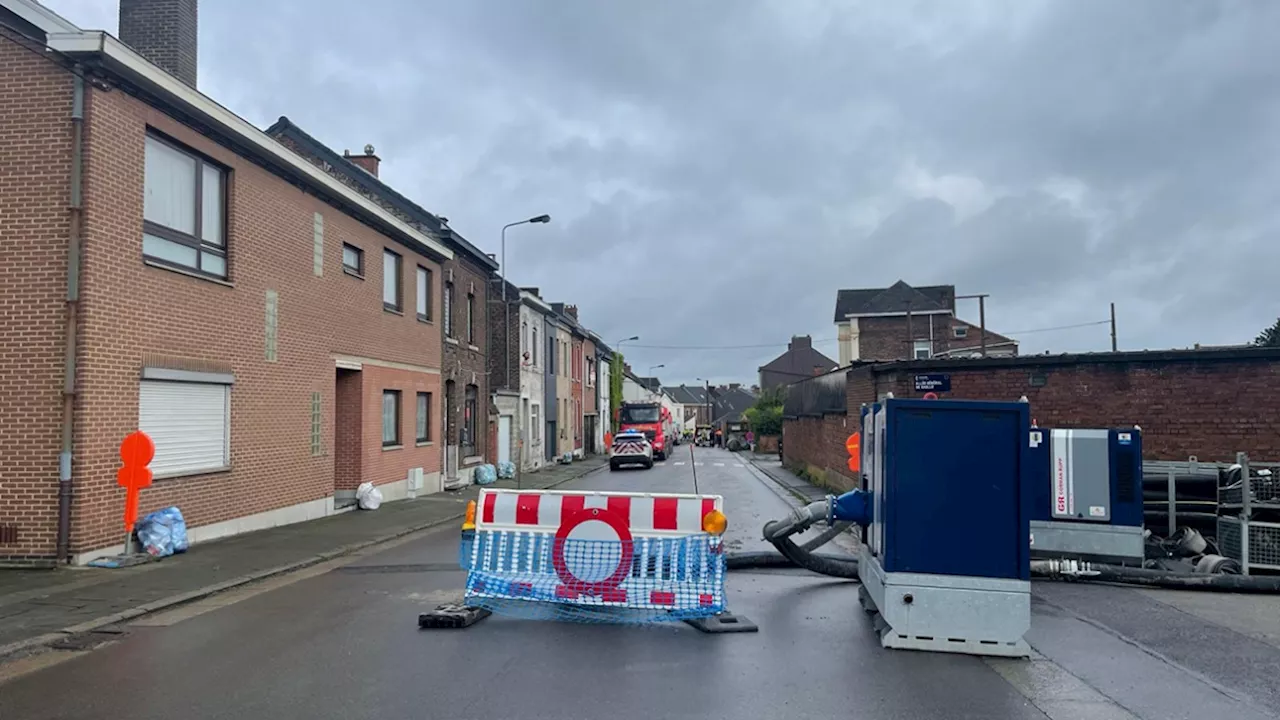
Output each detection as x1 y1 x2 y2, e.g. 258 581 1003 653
383 249 402 312
953 325 968 339
913 340 932 360
138 371 232 478
531 404 540 442
416 266 431 321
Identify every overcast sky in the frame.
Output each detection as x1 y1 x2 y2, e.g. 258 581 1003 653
45 0 1280 386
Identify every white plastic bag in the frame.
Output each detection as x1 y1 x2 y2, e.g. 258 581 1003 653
356 481 383 510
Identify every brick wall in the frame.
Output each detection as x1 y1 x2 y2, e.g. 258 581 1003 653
118 0 198 88
856 315 1013 360
782 415 859 493
0 79 450 561
357 365 440 488
0 35 74 561
334 369 362 491
486 281 520 394
442 255 489 459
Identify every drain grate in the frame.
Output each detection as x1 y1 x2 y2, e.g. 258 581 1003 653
335 563 461 575
49 629 125 652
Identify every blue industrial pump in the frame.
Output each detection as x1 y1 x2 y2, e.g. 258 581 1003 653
1026 425 1145 563
764 397 1036 657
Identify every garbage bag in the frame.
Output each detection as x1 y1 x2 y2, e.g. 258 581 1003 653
356 481 383 510
135 506 188 558
474 464 497 485
497 461 516 479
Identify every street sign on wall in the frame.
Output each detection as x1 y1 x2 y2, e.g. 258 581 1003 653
913 373 951 393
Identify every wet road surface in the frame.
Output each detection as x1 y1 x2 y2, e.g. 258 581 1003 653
1 447 1273 719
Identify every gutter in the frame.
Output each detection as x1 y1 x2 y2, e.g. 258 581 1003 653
57 69 85 562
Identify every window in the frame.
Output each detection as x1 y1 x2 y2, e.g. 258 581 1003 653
310 392 323 456
416 266 432 321
416 392 431 443
142 134 227 278
383 250 402 312
953 325 968 339
463 384 479 454
913 340 932 360
466 292 475 344
547 333 555 374
342 244 363 275
444 281 454 337
521 320 528 358
138 379 230 477
531 404 540 441
532 327 538 366
382 390 401 446
587 358 595 387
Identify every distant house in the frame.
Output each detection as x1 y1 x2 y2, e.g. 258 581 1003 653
665 384 710 428
834 280 1017 363
758 335 838 390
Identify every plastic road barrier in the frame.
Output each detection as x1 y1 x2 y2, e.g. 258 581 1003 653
460 489 728 623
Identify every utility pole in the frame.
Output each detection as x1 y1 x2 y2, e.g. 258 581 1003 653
905 300 914 359
1110 302 1118 351
956 293 990 357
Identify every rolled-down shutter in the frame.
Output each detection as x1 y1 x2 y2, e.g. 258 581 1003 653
139 380 230 476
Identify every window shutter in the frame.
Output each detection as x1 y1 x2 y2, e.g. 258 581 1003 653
139 380 230 476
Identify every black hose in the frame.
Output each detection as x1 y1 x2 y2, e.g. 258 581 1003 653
725 546 860 578
1045 565 1280 594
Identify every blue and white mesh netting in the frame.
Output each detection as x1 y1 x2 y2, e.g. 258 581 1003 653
459 530 726 624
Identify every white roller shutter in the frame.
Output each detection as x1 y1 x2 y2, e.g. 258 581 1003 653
139 380 230 477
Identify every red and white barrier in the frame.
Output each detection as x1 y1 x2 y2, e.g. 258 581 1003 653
467 489 727 612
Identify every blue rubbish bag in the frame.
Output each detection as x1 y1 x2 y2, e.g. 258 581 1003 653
497 461 515 479
135 506 189 558
474 464 497 485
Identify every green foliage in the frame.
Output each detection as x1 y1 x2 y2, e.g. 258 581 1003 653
743 385 785 436
1255 318 1280 347
609 352 625 429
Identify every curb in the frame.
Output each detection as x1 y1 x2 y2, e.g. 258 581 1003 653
0 461 606 663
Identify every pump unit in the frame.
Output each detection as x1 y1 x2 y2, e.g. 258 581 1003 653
856 398 1033 658
1026 427 1144 563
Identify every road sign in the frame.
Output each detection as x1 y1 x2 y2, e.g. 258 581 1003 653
117 430 155 532
913 373 951 393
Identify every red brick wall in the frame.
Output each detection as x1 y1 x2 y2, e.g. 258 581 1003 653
357 365 440 487
15 83 450 560
442 257 488 459
872 354 1280 461
782 415 859 493
334 369 363 491
0 37 74 561
855 315 1014 360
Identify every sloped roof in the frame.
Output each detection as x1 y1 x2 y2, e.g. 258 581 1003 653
634 376 662 391
758 344 838 380
664 385 708 404
834 280 954 321
712 387 757 424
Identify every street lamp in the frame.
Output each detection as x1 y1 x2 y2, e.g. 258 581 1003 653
647 364 665 401
696 377 713 433
500 214 551 390
616 335 639 349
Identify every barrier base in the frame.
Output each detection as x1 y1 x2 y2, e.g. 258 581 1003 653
418 603 491 630
683 611 758 634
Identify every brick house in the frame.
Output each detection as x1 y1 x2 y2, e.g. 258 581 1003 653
758 335 838 391
488 276 521 467
835 280 1017 363
583 333 599 454
550 303 586 458
0 0 452 564
263 121 497 489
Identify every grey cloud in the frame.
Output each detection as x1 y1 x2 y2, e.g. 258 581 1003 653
42 0 1280 382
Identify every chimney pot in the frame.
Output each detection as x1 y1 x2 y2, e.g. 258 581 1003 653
345 145 381 177
119 0 199 88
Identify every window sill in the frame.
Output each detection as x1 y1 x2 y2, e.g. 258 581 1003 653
382 444 403 451
416 440 434 447
463 455 484 467
467 345 481 352
384 306 404 316
417 315 434 325
445 337 460 345
144 259 234 288
343 267 365 280
154 465 232 481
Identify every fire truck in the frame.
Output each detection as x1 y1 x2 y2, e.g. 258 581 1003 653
616 401 677 460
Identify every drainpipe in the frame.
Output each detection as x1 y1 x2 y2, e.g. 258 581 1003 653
57 71 86 563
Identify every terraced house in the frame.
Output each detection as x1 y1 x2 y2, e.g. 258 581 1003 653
0 0 455 564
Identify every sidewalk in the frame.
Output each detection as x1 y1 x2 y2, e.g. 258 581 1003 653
0 455 607 659
744 454 830 503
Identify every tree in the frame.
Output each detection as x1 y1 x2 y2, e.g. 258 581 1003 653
1255 318 1280 348
743 385 786 436
609 352 625 430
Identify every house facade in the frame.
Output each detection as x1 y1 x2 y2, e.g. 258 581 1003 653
543 313 560 461
835 280 1018 363
487 277 522 467
593 334 612 442
0 0 450 563
517 289 551 471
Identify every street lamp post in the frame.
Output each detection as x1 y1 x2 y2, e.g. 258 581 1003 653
500 214 549 491
648 364 665 401
697 377 712 437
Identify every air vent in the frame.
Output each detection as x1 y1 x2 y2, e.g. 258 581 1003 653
1114 444 1136 503
0 524 18 544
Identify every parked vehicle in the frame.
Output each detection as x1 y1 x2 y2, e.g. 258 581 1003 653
616 401 676 460
610 429 654 471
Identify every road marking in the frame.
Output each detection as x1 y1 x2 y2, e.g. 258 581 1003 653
714 462 725 467
674 461 686 466
694 462 704 467
734 463 744 467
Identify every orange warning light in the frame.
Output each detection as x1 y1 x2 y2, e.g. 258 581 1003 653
463 500 477 531
116 430 155 532
845 432 861 473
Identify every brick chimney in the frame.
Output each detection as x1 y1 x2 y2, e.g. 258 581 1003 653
119 0 198 88
565 304 578 319
521 287 540 297
789 335 812 350
344 145 380 177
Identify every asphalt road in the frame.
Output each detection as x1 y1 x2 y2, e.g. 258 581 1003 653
1 447 1274 720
